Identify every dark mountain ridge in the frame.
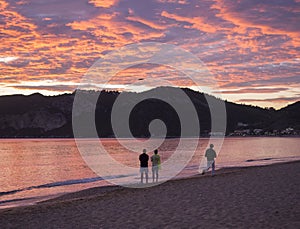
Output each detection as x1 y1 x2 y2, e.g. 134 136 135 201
0 87 299 138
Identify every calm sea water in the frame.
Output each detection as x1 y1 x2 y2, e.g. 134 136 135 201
0 137 299 209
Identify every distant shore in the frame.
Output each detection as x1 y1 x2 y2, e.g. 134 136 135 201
0 135 299 139
0 160 299 228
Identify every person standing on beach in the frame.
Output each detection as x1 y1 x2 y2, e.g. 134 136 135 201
203 144 217 176
139 149 149 183
151 149 161 182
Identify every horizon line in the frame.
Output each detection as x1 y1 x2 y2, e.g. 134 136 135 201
0 86 298 111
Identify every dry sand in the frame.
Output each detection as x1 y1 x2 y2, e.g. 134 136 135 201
0 161 299 228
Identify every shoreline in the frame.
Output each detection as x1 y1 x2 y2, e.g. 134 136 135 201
0 135 300 139
1 159 299 210
40 159 300 204
1 160 299 228
0 135 300 140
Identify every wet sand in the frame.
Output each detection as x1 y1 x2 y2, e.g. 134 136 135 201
0 161 299 228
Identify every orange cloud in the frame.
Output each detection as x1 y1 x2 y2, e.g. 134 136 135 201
0 1 116 84
157 0 188 4
67 13 165 44
211 0 300 46
126 16 166 30
161 11 217 33
88 0 119 8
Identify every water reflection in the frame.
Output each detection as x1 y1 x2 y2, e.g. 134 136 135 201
0 137 299 208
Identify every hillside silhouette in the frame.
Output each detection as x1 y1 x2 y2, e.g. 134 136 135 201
0 87 299 138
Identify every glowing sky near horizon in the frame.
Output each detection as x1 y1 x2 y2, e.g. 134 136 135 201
0 0 299 109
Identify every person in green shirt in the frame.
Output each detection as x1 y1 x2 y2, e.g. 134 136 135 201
203 144 217 176
151 149 161 182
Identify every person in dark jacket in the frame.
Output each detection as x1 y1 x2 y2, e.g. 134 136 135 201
139 149 149 183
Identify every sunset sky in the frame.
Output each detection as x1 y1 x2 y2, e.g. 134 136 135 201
0 0 299 109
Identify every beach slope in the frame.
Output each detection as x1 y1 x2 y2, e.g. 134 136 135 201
0 161 299 228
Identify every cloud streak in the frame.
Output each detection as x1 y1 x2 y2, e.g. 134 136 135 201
239 97 299 103
216 87 289 94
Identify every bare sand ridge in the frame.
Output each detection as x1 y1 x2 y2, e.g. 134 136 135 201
0 161 299 228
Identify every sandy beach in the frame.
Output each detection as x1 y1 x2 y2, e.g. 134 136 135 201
0 161 299 228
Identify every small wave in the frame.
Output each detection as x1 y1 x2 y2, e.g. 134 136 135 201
0 189 23 196
0 174 134 198
183 164 199 170
246 157 275 162
0 197 35 205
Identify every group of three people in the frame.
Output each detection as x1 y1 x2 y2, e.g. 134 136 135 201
139 144 217 184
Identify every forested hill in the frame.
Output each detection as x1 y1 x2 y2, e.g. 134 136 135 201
0 87 299 138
